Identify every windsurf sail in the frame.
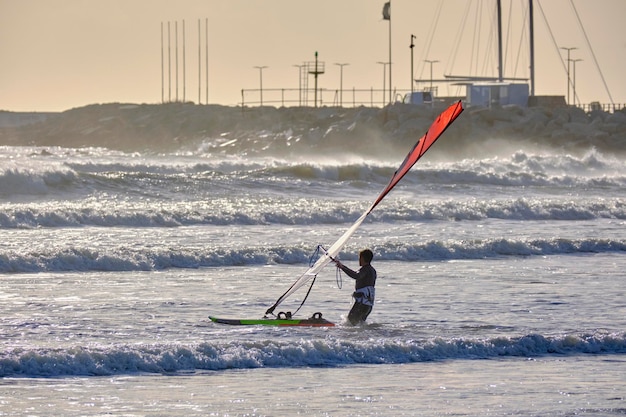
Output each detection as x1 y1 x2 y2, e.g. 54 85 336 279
265 100 464 316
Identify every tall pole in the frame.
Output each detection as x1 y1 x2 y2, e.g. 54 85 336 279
168 21 171 102
388 1 392 104
560 46 577 105
198 19 201 104
307 52 325 107
254 66 267 106
410 34 416 93
382 1 392 104
496 0 503 82
334 63 349 107
182 20 186 102
310 51 327 108
293 64 304 106
314 53 318 107
570 58 582 106
377 61 387 106
205 18 208 104
529 0 535 97
160 22 163 103
424 59 439 92
175 21 178 102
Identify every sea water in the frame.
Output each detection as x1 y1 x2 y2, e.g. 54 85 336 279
1 120 626 415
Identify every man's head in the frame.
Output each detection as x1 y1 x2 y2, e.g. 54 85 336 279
359 249 374 265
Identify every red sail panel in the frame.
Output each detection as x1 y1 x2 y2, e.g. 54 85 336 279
368 100 464 213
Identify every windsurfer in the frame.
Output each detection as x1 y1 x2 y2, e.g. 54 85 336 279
263 101 463 321
333 249 377 325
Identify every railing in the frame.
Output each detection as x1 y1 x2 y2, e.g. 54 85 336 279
240 87 625 113
577 102 626 113
240 87 415 108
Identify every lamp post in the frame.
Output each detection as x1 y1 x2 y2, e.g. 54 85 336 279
424 59 439 92
570 58 583 106
253 66 268 106
560 46 577 105
334 63 349 107
377 61 388 106
410 34 416 93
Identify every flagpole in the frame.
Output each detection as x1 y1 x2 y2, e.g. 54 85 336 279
388 0 392 105
382 1 392 105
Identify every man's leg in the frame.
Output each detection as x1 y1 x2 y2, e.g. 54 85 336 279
348 302 372 325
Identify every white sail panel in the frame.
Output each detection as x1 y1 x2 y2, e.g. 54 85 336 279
265 211 368 315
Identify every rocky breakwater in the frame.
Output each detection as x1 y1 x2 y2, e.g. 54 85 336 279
1 102 624 155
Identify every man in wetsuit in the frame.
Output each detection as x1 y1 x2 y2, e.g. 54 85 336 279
333 249 377 325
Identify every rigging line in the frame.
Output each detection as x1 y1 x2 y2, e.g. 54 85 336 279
512 1 530 80
535 1 569 84
503 0 514 75
449 0 473 97
481 0 497 78
504 0 526 78
480 0 499 78
291 275 317 317
469 0 482 76
335 264 343 289
445 0 472 76
418 0 444 80
568 0 614 105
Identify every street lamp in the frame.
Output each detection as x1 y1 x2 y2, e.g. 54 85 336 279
334 63 349 107
560 46 577 105
424 59 439 93
377 61 389 106
254 65 268 106
570 58 583 106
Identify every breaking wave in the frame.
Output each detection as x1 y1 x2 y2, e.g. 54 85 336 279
0 197 625 229
1 332 624 377
0 148 624 198
1 237 625 273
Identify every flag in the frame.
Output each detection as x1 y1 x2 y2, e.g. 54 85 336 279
382 2 390 20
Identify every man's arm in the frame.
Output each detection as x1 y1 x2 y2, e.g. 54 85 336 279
335 261 359 280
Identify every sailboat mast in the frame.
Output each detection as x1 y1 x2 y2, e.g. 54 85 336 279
529 0 535 96
497 0 503 82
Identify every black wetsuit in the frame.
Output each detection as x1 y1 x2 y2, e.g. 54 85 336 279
338 263 377 325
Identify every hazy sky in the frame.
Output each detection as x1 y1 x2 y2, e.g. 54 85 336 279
1 0 625 111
